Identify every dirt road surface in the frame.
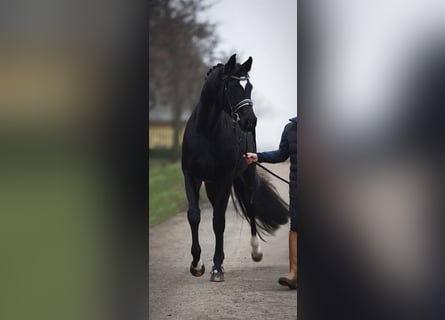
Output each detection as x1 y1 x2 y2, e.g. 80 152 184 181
149 162 297 320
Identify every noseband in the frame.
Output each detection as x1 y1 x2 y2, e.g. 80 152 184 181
223 75 253 123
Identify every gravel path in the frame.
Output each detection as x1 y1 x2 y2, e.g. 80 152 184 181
149 162 297 320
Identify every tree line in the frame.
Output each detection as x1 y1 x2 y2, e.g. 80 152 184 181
149 0 219 160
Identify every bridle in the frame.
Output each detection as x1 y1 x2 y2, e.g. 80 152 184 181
223 75 254 125
222 73 289 184
222 74 256 165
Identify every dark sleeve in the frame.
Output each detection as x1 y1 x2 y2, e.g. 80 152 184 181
257 124 290 163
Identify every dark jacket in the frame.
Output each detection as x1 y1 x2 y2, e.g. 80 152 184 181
257 117 297 199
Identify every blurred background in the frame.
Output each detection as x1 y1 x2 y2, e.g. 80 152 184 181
0 1 144 319
299 1 445 319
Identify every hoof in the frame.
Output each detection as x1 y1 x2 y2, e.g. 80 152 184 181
251 251 263 262
209 266 224 282
190 261 205 277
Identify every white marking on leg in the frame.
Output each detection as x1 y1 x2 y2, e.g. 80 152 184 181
192 259 203 271
251 235 263 259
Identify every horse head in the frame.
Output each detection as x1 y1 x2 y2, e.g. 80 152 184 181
220 54 257 132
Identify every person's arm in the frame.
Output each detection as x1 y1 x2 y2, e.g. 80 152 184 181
257 125 290 163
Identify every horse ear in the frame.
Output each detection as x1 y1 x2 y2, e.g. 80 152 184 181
242 56 253 72
224 54 237 74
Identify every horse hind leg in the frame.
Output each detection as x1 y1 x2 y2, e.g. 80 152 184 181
234 172 263 262
244 171 264 262
250 219 263 262
184 172 205 277
246 173 263 262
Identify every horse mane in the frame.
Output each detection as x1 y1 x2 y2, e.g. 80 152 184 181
195 64 225 133
205 63 224 81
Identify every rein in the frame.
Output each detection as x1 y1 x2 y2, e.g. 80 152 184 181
242 153 290 185
254 162 290 185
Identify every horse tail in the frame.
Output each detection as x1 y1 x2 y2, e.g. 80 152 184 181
232 172 289 239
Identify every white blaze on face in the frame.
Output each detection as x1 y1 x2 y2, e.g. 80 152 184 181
239 79 248 90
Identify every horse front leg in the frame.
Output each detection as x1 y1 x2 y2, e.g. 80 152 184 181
205 181 231 282
184 172 205 277
211 210 226 282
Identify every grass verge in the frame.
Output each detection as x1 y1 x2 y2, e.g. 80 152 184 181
149 161 187 227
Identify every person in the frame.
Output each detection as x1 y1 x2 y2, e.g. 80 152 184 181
244 116 297 289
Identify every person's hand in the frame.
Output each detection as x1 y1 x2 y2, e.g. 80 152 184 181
244 152 258 164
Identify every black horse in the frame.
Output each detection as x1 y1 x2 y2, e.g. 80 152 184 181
181 54 289 282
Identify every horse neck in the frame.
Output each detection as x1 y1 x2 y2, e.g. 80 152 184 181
196 76 228 135
196 100 227 136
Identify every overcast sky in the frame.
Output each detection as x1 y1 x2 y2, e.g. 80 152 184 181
203 0 298 150
313 0 445 139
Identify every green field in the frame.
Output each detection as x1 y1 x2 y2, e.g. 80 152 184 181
149 160 187 227
0 156 106 320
